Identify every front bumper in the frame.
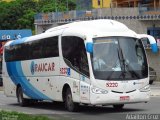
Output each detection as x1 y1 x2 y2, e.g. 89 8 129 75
90 89 150 105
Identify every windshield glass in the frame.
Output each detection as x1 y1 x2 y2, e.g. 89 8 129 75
91 37 148 80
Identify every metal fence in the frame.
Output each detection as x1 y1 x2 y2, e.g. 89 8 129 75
139 1 160 15
34 6 160 24
34 9 98 24
76 0 92 10
139 6 160 14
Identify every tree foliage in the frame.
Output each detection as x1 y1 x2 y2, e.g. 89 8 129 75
0 0 76 30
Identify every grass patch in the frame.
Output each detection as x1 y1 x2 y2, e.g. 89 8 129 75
0 110 51 120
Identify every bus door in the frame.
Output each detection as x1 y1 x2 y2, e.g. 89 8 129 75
61 36 90 103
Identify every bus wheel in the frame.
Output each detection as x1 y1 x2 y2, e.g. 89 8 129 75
65 88 79 112
17 87 29 106
113 104 124 110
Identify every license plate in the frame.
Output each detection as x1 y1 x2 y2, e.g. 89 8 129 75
120 96 130 101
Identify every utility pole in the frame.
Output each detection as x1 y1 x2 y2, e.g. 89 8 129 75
110 0 113 17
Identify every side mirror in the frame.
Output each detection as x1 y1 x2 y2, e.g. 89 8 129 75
86 42 93 53
139 34 158 53
151 43 158 53
147 36 158 53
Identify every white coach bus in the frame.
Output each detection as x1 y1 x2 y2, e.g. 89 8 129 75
2 20 158 112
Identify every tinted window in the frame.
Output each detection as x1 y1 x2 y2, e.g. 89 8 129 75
43 36 59 58
62 36 89 77
91 37 148 80
30 39 44 59
5 36 59 62
141 37 151 49
5 45 15 61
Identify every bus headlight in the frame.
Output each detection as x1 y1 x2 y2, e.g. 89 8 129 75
140 85 150 92
91 87 108 94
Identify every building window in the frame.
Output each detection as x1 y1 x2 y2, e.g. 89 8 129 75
98 0 101 6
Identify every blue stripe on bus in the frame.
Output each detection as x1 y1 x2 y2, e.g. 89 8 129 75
6 61 51 100
9 37 28 46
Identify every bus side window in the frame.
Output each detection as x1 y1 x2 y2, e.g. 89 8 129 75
62 36 89 77
78 40 90 77
43 36 59 58
141 37 150 48
5 46 14 62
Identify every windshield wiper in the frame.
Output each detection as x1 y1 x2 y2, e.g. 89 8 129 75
118 47 141 79
117 48 125 71
126 63 140 79
106 47 126 80
106 43 126 80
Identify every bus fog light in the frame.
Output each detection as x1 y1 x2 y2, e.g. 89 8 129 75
91 87 108 94
140 85 150 92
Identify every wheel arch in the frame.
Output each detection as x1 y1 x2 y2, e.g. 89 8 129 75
16 84 21 97
62 83 71 102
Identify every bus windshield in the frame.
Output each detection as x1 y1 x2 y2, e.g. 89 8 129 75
91 37 148 80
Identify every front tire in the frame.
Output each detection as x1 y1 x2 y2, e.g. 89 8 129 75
149 80 153 85
65 88 79 112
17 86 29 106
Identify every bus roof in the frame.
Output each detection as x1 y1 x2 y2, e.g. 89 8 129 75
46 19 137 39
46 19 129 32
5 19 138 46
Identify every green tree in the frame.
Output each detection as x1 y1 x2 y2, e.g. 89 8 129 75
0 0 76 31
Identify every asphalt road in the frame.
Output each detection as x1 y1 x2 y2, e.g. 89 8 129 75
0 83 160 120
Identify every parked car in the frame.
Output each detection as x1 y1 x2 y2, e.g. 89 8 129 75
0 74 2 86
149 67 157 84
